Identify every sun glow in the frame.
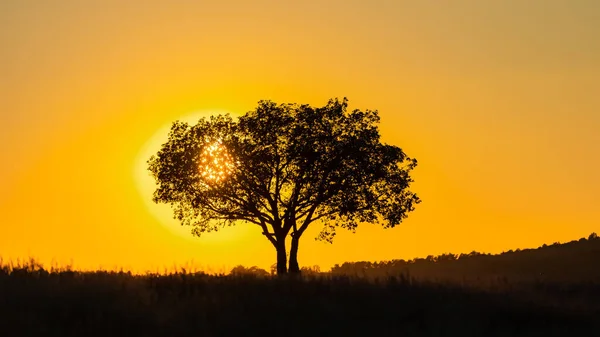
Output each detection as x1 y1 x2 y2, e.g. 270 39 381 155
199 139 236 184
133 110 251 242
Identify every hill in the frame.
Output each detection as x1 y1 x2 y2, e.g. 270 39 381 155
331 232 600 284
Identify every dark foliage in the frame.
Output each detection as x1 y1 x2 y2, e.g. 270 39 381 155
331 232 600 285
229 265 269 277
148 98 419 274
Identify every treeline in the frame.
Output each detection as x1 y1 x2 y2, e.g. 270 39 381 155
330 233 600 284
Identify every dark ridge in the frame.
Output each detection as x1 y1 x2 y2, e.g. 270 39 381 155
331 232 600 284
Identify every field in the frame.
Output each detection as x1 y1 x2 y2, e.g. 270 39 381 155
1 235 599 337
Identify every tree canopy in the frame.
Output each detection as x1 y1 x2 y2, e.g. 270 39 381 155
148 98 420 275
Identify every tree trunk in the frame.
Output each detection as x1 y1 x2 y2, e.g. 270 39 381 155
289 235 301 275
276 240 287 275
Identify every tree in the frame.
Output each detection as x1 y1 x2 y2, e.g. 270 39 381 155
148 98 420 275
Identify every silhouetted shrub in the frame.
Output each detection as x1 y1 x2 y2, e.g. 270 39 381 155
229 265 269 277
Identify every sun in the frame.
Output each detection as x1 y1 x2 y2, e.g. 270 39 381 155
199 139 236 184
133 110 251 243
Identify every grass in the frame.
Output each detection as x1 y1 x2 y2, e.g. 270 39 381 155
1 258 598 337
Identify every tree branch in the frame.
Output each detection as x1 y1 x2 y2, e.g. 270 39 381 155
259 219 278 247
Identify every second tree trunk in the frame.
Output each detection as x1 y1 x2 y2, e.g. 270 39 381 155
289 236 301 274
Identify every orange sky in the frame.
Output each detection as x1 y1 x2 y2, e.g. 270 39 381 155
1 0 599 273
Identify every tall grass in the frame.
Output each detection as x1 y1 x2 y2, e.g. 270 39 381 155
1 257 598 337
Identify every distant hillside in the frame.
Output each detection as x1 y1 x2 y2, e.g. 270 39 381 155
331 233 600 284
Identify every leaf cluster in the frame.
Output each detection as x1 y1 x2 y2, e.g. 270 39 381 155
148 98 420 242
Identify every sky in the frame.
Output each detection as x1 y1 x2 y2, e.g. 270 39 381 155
1 0 599 273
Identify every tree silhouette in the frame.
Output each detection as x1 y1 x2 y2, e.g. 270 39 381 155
230 265 269 277
148 98 420 275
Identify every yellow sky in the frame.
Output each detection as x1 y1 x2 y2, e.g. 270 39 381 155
1 0 599 273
